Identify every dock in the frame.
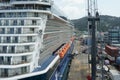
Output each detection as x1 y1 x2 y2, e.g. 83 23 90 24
68 40 90 80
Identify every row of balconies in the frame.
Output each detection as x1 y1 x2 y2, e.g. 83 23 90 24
0 37 36 43
0 60 30 65
0 45 34 53
0 67 29 77
0 6 50 11
0 0 50 4
0 49 33 54
0 40 35 44
0 71 28 78
0 23 40 26
3 49 33 53
11 0 49 2
0 28 37 34
11 0 39 1
108 34 120 37
0 20 41 26
0 55 32 65
0 12 47 18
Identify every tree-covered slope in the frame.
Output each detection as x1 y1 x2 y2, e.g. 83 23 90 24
72 15 120 31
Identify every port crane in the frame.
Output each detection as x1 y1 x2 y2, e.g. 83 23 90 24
87 0 100 80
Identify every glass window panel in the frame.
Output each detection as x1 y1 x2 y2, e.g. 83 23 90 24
10 28 14 34
13 36 18 43
0 28 5 34
3 46 7 53
6 37 10 43
20 20 24 25
0 20 2 26
13 20 17 26
4 20 9 26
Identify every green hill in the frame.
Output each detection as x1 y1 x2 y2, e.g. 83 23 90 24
72 15 120 31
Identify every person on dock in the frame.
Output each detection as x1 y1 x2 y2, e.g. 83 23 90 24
86 74 92 80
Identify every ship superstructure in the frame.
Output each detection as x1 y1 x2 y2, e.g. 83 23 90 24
0 0 74 79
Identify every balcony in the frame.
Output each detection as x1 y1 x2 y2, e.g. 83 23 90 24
11 60 30 65
19 39 36 43
15 48 34 53
23 31 34 34
0 61 11 65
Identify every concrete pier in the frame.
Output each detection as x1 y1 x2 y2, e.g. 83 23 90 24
68 40 90 80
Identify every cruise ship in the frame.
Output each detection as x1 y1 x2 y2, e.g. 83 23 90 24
0 0 74 80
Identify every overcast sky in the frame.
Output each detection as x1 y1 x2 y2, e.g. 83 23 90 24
54 0 120 19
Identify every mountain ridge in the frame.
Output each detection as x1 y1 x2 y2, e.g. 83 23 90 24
72 15 120 31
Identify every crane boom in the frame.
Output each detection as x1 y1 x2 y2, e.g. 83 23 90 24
88 0 98 17
87 0 100 80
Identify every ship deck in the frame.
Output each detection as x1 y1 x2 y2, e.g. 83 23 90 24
33 55 56 72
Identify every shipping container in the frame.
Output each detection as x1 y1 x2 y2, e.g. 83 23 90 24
105 45 119 57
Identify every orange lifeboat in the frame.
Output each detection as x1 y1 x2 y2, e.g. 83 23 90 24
58 43 71 58
59 49 65 58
